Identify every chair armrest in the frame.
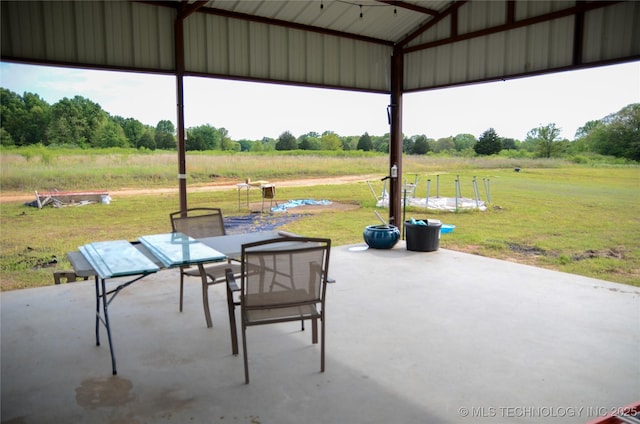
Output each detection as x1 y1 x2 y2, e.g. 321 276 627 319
225 268 240 292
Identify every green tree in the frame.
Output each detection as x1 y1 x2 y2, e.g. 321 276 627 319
137 129 156 150
250 140 264 152
261 137 276 151
299 133 322 150
275 131 297 150
75 96 108 147
119 117 146 147
22 92 50 145
373 134 390 153
237 139 254 152
432 137 455 153
187 124 220 151
526 123 563 158
94 121 129 148
575 120 602 139
453 133 476 151
501 138 518 150
47 115 78 146
0 127 14 146
219 128 235 151
581 104 640 160
356 132 373 151
0 88 29 145
226 140 241 152
0 89 51 145
403 136 414 153
410 135 429 154
474 128 502 155
341 135 358 151
320 131 342 150
155 120 176 150
47 96 107 147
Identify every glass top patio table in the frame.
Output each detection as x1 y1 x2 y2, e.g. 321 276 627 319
78 239 160 279
139 232 226 268
198 230 286 259
78 232 226 279
74 232 228 375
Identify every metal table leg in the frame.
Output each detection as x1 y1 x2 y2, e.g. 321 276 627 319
95 273 150 375
95 276 100 347
101 277 117 375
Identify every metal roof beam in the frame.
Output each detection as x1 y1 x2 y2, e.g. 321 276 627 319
573 0 586 66
178 0 207 19
397 1 466 48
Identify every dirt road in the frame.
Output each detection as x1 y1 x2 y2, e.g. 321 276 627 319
0 174 381 203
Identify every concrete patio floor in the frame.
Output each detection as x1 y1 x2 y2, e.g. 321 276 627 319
2 242 639 424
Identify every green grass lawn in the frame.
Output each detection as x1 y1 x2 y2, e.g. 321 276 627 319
1 152 638 289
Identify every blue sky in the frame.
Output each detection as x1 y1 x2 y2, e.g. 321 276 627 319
1 61 638 141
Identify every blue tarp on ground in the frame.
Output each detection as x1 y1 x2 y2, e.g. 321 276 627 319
224 213 307 234
223 199 331 233
271 199 331 213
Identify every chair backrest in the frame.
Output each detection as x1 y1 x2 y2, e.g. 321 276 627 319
240 237 331 311
170 208 227 239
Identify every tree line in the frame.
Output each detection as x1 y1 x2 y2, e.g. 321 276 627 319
0 89 177 150
1 88 637 161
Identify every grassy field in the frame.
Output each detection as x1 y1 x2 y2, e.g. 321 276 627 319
1 149 639 290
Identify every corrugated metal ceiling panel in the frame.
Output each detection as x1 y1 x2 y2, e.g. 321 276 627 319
404 11 577 91
203 0 436 42
583 2 640 63
403 1 639 92
184 12 392 91
1 1 176 71
129 2 175 70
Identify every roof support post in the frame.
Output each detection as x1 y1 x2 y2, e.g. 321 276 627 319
388 47 403 228
175 10 187 214
572 1 585 66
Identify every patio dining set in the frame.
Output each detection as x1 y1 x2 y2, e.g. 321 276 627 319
67 207 332 383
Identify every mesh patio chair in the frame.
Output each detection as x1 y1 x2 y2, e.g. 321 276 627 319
170 208 241 328
225 236 331 383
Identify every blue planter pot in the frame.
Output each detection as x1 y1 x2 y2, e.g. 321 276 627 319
363 224 400 249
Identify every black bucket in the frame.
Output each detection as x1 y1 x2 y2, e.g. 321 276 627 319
404 220 442 252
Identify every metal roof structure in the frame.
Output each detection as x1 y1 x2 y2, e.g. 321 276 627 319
2 0 639 221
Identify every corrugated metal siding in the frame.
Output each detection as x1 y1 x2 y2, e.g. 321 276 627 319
1 1 54 61
129 2 175 70
404 13 576 91
403 1 638 92
583 1 640 64
105 2 133 66
1 1 175 71
183 13 391 91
